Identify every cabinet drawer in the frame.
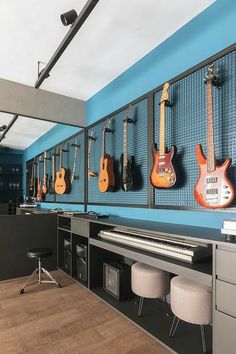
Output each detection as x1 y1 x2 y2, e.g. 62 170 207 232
71 219 89 237
214 310 236 354
216 249 236 284
216 280 236 317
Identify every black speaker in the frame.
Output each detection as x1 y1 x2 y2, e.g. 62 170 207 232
103 262 132 301
75 244 87 282
63 239 71 274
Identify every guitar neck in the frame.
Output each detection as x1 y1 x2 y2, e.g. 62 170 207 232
206 81 216 172
43 153 46 180
52 153 55 180
123 121 128 167
102 130 106 159
159 102 166 156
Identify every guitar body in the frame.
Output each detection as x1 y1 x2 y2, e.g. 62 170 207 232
49 175 55 194
99 155 115 192
150 145 176 188
36 180 43 202
28 178 37 198
194 144 235 208
42 175 48 194
120 154 135 192
55 168 71 194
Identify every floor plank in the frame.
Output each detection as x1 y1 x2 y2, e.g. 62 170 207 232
0 271 171 354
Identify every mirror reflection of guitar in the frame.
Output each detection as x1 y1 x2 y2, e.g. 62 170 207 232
28 157 37 199
36 156 44 202
55 145 71 194
150 82 176 188
194 64 234 208
98 120 115 192
49 148 56 194
42 151 48 195
120 105 135 191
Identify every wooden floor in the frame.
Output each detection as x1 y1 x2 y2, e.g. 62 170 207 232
0 270 171 354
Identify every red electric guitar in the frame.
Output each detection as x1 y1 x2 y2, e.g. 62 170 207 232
150 82 176 188
194 64 234 208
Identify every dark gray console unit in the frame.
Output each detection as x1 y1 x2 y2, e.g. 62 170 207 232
57 214 236 354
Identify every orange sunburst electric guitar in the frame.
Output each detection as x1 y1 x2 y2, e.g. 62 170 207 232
194 64 234 208
150 82 176 189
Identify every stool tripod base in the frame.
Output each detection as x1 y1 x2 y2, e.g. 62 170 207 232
19 258 61 294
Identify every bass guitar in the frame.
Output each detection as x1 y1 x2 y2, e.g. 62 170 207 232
36 156 44 202
194 64 234 208
42 151 48 194
150 82 176 188
98 121 115 192
120 105 135 191
49 148 56 194
55 145 71 194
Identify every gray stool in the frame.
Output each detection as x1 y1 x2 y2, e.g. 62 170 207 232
131 262 170 317
19 247 61 294
169 276 212 353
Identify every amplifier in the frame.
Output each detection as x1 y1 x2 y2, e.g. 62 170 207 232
103 262 132 301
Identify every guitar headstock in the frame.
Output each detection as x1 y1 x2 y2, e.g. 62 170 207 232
123 104 134 123
160 82 170 103
205 63 217 83
103 120 112 133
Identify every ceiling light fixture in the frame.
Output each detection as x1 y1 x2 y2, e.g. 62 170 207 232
61 9 78 26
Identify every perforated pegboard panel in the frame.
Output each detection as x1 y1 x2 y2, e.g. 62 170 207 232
153 49 236 207
55 131 85 204
88 98 148 205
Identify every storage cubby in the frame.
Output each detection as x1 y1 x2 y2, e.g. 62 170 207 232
57 229 72 275
71 233 88 286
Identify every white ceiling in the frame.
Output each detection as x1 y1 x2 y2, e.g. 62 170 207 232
0 0 215 101
0 113 55 150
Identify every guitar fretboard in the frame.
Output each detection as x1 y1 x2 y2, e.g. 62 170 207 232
206 81 216 172
159 102 166 156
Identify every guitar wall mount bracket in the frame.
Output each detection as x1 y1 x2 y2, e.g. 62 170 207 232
71 143 80 148
159 100 174 109
88 135 96 141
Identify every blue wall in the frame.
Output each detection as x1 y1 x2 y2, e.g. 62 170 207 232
85 0 236 228
23 0 236 228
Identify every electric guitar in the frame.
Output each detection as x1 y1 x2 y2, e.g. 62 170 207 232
98 121 115 192
194 64 234 208
49 148 56 194
120 105 135 191
88 131 97 181
55 145 71 194
36 156 44 202
150 82 176 188
71 139 79 184
28 157 36 199
42 151 48 194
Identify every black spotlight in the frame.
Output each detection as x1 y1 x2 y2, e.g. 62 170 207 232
61 9 77 26
0 125 7 132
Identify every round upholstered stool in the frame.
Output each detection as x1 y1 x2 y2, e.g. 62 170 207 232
131 262 170 316
169 276 212 353
19 247 61 294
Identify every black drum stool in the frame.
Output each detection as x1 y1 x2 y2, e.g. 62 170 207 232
19 247 61 294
